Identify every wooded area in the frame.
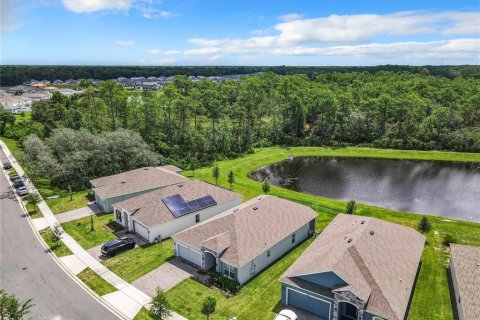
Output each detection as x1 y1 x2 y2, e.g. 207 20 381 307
2 70 479 190
1 65 480 86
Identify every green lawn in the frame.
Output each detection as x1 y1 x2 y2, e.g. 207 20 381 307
133 308 152 320
102 239 175 283
61 213 117 249
25 203 43 219
170 146 480 320
39 228 73 257
77 267 117 296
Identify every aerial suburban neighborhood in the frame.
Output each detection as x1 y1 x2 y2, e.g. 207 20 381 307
1 1 479 320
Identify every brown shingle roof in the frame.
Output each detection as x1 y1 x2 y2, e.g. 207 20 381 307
90 166 188 199
113 180 242 227
281 214 425 320
450 244 480 320
159 165 182 173
172 196 317 267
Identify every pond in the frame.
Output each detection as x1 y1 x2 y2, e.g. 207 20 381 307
249 156 480 223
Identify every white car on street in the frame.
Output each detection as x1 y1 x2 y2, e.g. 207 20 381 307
274 309 297 320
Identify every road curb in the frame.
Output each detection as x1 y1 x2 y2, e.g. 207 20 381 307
0 144 129 320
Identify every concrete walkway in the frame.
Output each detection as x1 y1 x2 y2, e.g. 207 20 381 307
0 140 187 320
57 203 103 223
132 259 194 296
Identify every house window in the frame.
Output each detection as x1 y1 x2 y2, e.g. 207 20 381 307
291 233 296 244
195 214 200 223
223 263 236 279
267 250 271 257
116 210 122 222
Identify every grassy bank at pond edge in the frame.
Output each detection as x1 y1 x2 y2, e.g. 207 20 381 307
164 146 480 320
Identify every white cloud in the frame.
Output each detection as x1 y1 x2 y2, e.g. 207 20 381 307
278 13 303 22
136 5 177 19
62 0 132 13
139 58 178 65
61 0 179 18
146 49 181 55
271 39 480 60
115 39 135 46
1 0 19 33
183 10 479 54
208 55 223 61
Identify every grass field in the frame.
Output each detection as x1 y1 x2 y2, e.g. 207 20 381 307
39 228 73 257
77 267 117 296
102 239 175 283
162 146 480 320
61 212 118 249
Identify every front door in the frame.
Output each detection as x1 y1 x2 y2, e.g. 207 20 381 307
340 302 358 320
123 212 129 230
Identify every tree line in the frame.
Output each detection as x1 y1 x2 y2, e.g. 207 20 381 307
1 65 480 86
2 70 479 190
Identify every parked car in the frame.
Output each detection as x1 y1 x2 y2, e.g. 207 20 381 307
274 310 297 320
13 180 25 188
3 162 12 170
9 175 20 182
101 238 135 256
16 186 29 196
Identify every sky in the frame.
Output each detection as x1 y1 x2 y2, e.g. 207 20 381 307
1 0 479 66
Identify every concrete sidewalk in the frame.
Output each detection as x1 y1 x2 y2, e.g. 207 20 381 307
0 140 187 320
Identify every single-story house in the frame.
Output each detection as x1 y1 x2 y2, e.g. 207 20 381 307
112 180 242 243
280 214 425 320
172 195 317 284
449 244 480 320
90 165 188 212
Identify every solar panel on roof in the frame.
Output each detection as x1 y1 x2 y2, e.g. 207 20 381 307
163 194 218 218
162 194 193 218
187 195 217 212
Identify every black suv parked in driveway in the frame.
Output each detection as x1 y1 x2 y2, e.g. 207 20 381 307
101 238 136 257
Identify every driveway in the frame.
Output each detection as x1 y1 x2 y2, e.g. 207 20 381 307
0 153 119 320
57 203 103 223
132 258 206 296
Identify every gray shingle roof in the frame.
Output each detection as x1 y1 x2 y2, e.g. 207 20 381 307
281 214 425 320
90 166 188 199
113 180 242 227
450 244 480 320
173 196 317 267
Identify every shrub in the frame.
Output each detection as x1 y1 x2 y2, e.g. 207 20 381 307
417 216 432 234
443 234 457 246
209 272 241 294
345 200 356 214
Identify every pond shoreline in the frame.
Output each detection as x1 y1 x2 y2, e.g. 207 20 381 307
250 155 480 223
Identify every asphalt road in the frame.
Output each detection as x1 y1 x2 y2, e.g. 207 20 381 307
0 154 119 319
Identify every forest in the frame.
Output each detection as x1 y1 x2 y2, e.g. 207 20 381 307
1 70 479 190
1 64 480 86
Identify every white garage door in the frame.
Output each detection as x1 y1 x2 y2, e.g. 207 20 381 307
133 220 149 241
178 243 202 267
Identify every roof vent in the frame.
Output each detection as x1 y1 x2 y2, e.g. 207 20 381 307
144 168 149 170
347 238 353 243
253 207 258 211
178 184 183 187
233 209 239 212
370 230 375 235
121 181 126 184
361 221 366 224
